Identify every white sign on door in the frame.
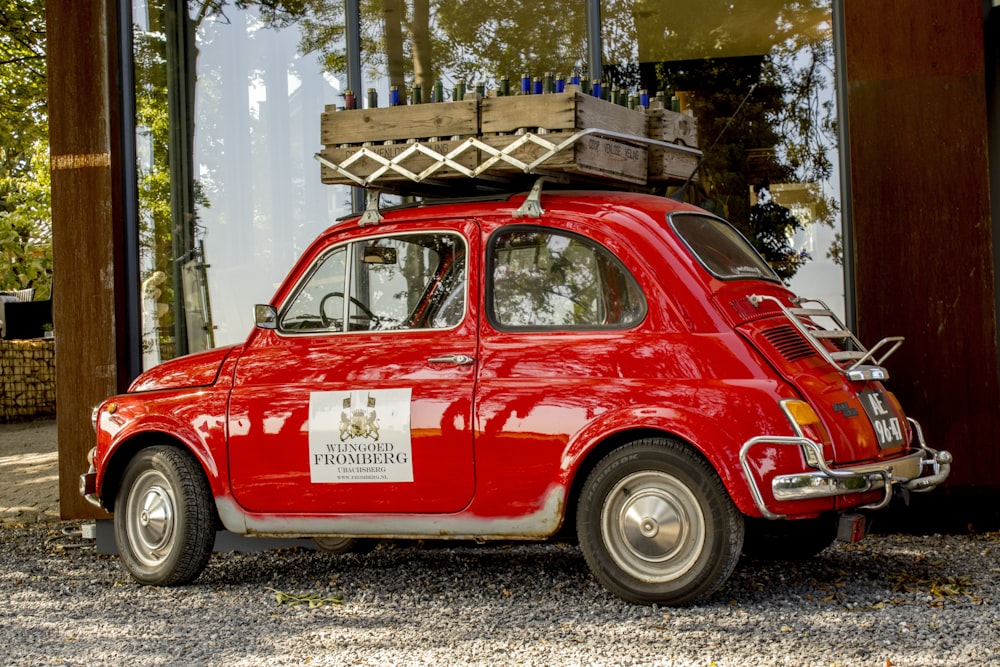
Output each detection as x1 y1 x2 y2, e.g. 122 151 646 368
308 388 413 483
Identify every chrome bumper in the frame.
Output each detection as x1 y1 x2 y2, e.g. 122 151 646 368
740 418 952 519
79 467 102 508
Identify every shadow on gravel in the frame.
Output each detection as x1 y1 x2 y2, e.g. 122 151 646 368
180 531 996 611
4 524 995 666
198 539 596 597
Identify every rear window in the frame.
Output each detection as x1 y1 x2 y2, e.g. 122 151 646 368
670 213 779 282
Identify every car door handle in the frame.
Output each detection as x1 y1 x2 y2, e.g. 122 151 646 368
428 354 475 366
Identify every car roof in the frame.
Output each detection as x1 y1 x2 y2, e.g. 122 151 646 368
335 189 709 228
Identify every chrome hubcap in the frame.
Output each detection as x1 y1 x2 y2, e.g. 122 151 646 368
602 470 706 582
127 470 176 568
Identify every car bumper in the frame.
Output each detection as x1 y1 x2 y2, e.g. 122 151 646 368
740 418 952 519
79 445 102 509
79 467 102 508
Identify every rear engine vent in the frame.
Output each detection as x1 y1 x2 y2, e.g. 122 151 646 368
760 324 817 362
730 296 779 322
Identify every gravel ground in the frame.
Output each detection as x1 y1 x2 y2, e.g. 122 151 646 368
0 523 997 666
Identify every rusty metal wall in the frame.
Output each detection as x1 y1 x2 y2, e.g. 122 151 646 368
843 0 1000 490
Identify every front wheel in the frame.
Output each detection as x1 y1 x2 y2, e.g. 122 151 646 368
577 438 744 606
114 446 215 586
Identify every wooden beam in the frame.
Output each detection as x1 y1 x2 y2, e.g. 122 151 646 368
46 0 120 519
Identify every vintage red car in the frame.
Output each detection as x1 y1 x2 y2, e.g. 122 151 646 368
81 188 951 606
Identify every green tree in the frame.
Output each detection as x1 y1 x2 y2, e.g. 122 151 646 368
0 0 50 298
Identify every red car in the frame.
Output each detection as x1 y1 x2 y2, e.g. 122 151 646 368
81 188 951 606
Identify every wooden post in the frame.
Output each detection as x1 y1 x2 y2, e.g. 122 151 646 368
46 0 123 519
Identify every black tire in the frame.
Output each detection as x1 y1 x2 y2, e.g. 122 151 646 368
742 515 838 561
313 537 379 554
114 446 215 586
576 438 744 606
313 536 358 554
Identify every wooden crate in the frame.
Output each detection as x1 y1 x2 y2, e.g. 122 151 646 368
645 107 698 147
320 99 480 185
648 145 701 182
320 99 479 145
319 139 481 185
646 107 700 182
479 91 647 184
318 92 666 187
480 90 647 136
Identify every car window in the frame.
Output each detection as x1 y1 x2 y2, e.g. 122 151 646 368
669 213 779 282
279 247 347 332
279 232 466 333
490 228 645 329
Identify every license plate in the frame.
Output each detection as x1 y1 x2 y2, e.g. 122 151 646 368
859 390 906 449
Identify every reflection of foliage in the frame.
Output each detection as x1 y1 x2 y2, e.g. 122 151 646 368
492 231 633 328
135 3 216 348
134 16 178 335
634 0 838 280
433 1 586 87
768 39 837 193
0 0 51 297
827 231 844 266
748 185 807 281
197 0 589 97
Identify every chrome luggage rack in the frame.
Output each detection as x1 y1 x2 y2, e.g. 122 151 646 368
748 294 903 382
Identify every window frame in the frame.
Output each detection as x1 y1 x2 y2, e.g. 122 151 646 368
276 229 469 337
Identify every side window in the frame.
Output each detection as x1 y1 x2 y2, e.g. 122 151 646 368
279 247 347 332
490 228 645 329
279 232 466 334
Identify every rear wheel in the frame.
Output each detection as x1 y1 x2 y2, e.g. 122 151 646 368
114 446 215 586
577 438 744 606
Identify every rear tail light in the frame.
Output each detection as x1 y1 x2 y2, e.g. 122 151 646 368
781 399 830 467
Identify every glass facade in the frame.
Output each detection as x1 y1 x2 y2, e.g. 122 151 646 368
130 0 841 368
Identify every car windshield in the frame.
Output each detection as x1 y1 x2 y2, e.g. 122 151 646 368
669 213 779 282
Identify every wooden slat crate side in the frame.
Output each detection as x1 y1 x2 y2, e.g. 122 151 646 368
572 134 648 184
648 145 701 182
481 93 646 136
646 108 699 147
321 100 479 145
318 140 480 185
478 133 648 185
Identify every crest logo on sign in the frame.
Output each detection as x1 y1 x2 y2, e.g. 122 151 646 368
341 393 380 441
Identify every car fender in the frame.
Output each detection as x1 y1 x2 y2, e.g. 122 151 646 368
95 391 229 507
560 383 796 517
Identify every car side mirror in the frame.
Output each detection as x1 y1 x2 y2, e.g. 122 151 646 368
254 304 277 329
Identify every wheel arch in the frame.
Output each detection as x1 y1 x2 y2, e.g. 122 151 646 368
562 418 758 534
563 427 672 537
99 429 221 529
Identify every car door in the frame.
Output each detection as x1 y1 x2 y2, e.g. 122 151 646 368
227 220 478 515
